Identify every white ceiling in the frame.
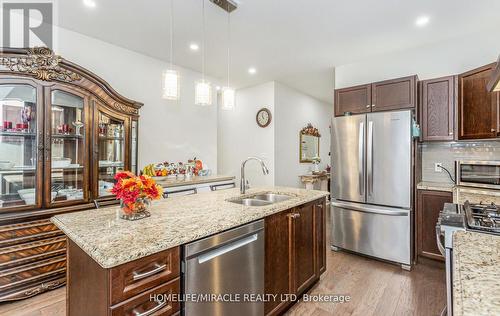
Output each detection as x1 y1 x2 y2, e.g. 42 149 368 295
57 0 500 103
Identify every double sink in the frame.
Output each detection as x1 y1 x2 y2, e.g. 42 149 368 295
228 193 292 207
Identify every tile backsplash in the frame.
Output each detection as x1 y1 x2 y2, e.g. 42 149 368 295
420 141 500 184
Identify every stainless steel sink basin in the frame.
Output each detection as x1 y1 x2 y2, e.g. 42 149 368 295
252 193 291 203
228 193 292 207
230 198 272 206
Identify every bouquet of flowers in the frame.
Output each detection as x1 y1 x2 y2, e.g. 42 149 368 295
110 171 163 218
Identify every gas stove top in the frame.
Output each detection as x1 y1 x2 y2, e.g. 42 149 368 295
463 201 500 234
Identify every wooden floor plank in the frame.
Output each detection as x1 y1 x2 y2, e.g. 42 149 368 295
0 213 446 316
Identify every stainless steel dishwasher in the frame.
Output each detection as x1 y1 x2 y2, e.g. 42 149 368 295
183 220 264 316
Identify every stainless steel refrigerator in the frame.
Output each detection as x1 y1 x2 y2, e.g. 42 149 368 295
330 110 413 269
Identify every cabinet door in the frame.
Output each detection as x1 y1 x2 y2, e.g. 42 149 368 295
421 76 456 141
372 75 417 112
314 199 326 275
458 63 499 139
264 209 293 316
93 101 130 199
292 202 316 295
0 80 43 212
416 190 453 261
44 86 90 207
334 84 371 116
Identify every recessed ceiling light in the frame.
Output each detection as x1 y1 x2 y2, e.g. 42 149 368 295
83 0 96 8
248 67 257 75
215 86 221 91
415 15 430 27
189 43 200 51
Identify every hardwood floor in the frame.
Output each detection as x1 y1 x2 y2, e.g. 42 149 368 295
0 211 446 316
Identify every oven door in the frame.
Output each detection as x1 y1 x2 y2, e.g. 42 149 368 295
456 160 500 189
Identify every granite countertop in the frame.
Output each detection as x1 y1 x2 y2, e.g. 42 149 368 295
453 231 500 316
154 175 235 188
51 186 328 269
416 181 455 192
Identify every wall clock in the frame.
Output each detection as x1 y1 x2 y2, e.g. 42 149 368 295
256 108 272 128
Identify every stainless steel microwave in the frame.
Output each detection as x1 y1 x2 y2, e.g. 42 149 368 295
456 160 500 189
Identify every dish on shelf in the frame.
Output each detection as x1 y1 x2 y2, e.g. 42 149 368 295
52 157 71 168
99 160 123 167
0 161 15 169
58 188 83 200
18 188 56 205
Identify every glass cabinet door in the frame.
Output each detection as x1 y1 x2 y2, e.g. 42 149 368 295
0 83 40 210
131 120 138 175
96 109 127 198
46 88 88 205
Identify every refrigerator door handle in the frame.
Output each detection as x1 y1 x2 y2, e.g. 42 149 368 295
358 122 365 196
332 201 409 216
367 120 374 196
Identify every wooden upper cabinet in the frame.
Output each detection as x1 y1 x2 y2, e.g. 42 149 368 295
420 76 456 141
458 63 499 139
334 84 371 116
372 75 417 112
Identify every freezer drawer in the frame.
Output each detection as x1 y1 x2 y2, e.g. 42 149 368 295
331 201 411 265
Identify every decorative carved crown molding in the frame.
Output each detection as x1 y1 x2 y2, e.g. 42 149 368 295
0 47 81 82
300 123 321 137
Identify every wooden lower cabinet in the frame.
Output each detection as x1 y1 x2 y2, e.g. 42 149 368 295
67 240 180 316
0 219 66 301
416 190 453 261
264 198 327 316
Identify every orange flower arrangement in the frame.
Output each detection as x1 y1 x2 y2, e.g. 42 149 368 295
110 171 163 214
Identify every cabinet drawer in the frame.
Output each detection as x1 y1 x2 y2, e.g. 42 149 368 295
0 219 62 247
0 236 66 269
110 277 180 316
110 247 180 305
0 255 66 290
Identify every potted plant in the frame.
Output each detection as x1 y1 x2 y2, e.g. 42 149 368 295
110 171 163 220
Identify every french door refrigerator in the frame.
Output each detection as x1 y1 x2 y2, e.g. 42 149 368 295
331 110 413 269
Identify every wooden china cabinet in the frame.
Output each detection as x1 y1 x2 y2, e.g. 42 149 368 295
0 47 142 301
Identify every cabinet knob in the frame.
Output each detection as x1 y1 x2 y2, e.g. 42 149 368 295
366 104 371 108
317 204 323 209
491 129 496 132
371 104 375 107
449 132 453 135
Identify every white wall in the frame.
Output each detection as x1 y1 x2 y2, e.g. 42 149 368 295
218 82 275 186
274 83 332 188
336 31 500 89
55 28 222 172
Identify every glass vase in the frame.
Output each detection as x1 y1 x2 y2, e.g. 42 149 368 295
119 197 152 221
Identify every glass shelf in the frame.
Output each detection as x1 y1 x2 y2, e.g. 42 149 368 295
49 90 86 204
97 111 125 197
0 84 38 209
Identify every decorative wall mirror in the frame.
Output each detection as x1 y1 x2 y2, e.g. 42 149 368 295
299 123 320 163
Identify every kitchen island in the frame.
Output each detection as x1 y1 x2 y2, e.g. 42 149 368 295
52 186 329 316
453 231 500 316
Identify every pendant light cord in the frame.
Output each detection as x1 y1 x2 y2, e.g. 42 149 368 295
202 0 206 83
169 0 173 68
227 11 230 88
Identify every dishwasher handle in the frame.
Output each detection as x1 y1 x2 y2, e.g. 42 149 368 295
197 233 258 264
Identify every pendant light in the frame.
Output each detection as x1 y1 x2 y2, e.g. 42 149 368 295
162 0 180 100
221 10 235 110
195 0 212 106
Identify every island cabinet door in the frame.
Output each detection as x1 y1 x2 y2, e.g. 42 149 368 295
292 202 317 295
314 198 327 275
264 209 293 316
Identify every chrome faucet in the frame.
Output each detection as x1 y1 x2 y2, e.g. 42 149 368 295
240 157 269 194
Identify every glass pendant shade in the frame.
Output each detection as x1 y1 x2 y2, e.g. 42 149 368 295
221 87 235 110
195 80 212 106
162 70 180 100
